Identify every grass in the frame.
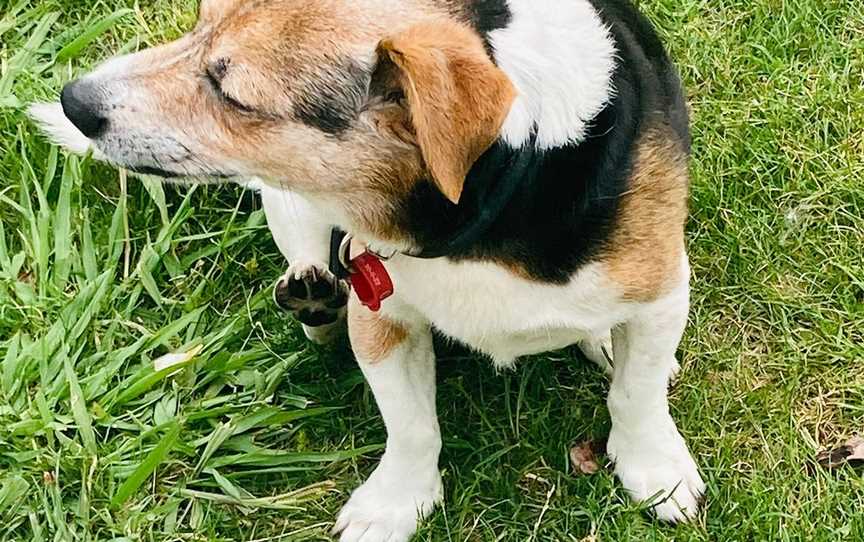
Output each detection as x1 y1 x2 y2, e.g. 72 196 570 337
0 0 863 540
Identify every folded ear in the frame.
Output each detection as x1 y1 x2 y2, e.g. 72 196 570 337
372 20 516 204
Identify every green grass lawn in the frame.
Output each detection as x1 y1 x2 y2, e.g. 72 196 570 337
1 0 863 540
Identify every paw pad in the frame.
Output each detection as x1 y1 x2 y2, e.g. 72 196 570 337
274 264 348 327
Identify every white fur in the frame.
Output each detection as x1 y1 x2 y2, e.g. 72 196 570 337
28 102 100 157
491 0 617 150
260 184 332 265
384 257 626 368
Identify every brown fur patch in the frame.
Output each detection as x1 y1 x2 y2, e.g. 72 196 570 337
603 127 690 302
348 302 409 363
378 19 516 204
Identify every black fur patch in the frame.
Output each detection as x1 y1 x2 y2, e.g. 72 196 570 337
396 0 689 283
293 58 368 135
462 0 512 54
589 0 690 149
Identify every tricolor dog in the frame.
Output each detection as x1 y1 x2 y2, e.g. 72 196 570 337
31 0 705 538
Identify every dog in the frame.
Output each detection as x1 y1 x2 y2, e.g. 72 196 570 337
31 0 704 539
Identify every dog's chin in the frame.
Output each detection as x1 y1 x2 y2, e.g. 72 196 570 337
28 102 101 157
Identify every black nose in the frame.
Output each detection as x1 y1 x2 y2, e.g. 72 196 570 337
61 80 108 138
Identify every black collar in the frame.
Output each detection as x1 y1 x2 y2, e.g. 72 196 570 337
412 137 539 259
329 137 538 278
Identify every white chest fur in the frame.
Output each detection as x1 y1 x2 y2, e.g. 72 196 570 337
381 256 633 366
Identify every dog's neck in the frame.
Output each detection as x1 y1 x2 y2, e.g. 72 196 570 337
400 137 541 260
392 82 635 280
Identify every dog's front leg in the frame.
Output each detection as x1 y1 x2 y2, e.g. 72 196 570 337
259 183 348 344
334 300 443 542
606 277 705 522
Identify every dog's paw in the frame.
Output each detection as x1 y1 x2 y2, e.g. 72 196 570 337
273 262 348 344
333 468 443 542
608 426 705 522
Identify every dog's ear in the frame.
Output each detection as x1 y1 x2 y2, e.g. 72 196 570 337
369 20 516 204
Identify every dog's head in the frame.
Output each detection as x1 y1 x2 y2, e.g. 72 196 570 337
31 0 516 243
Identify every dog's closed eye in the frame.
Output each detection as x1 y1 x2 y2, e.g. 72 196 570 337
385 90 405 104
205 58 254 113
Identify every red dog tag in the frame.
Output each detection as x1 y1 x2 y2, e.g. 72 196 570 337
349 251 394 312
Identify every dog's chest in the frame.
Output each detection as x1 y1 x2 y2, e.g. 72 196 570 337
382 256 631 365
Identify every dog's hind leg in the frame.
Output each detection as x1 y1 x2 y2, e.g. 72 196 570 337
579 332 614 376
579 331 682 382
605 273 705 522
260 183 348 344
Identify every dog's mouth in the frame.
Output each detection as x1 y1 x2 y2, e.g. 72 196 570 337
128 165 181 178
125 163 236 181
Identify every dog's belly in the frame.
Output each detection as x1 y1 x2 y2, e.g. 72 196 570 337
383 256 633 365
461 328 589 366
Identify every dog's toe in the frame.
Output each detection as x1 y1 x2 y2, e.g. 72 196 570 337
274 262 347 310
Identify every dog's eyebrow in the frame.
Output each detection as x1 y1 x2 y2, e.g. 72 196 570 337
293 57 369 136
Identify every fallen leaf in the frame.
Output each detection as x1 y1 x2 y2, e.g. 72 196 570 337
570 441 602 475
849 437 864 461
153 344 204 372
817 436 864 470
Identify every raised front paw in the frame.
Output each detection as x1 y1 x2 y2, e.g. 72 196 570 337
608 426 705 522
273 261 348 344
333 469 443 542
